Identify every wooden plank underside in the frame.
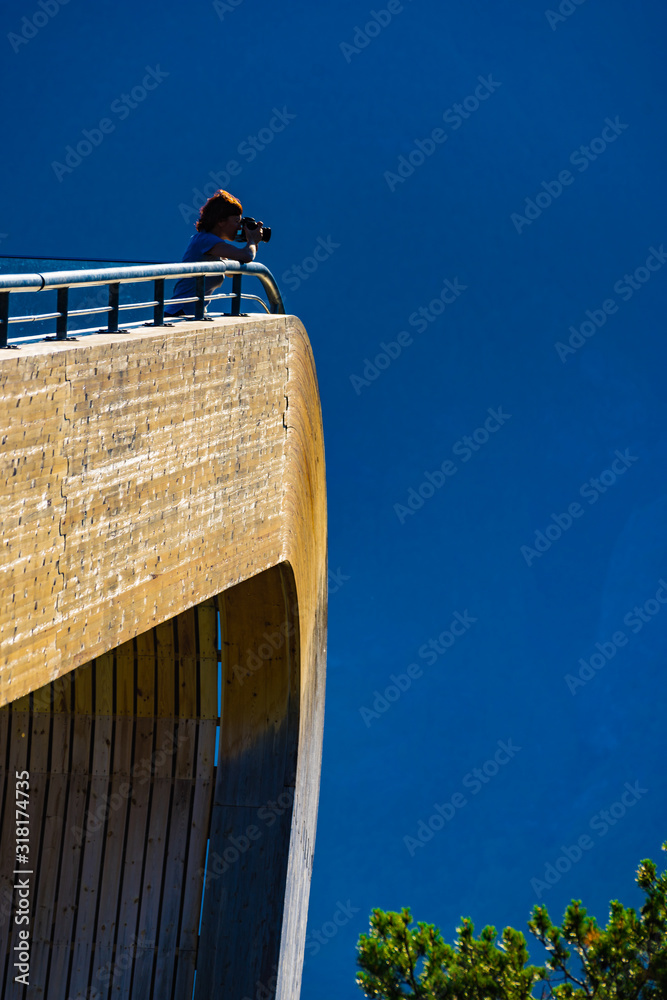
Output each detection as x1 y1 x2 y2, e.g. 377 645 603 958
164 600 217 999
195 564 299 998
0 568 302 999
0 598 223 1000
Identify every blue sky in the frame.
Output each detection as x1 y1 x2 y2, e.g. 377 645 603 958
2 0 667 996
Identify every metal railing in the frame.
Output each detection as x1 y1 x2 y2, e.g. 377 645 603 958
0 260 285 347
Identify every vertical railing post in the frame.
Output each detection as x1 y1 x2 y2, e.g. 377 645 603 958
153 278 165 326
231 273 242 316
0 292 9 348
56 286 69 341
107 283 120 332
194 276 206 321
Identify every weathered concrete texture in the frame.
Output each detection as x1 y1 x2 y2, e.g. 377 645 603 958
0 316 325 695
0 314 327 999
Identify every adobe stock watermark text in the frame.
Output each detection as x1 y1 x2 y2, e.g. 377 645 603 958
51 66 169 181
530 781 648 898
178 107 296 224
394 407 511 523
545 0 588 31
555 245 666 361
359 609 478 726
520 449 638 566
384 75 501 191
403 739 521 856
565 579 667 694
8 0 71 53
511 117 628 234
340 1 413 62
349 276 467 394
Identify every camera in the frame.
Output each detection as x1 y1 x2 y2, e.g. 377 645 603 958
234 217 271 243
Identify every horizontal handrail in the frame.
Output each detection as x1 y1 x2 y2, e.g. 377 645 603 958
0 260 285 347
0 253 163 265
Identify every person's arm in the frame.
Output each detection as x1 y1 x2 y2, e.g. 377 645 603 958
204 240 256 263
204 222 264 263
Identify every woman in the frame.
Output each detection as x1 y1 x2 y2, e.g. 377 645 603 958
165 189 264 317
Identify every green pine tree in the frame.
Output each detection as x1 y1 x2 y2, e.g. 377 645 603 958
356 842 667 999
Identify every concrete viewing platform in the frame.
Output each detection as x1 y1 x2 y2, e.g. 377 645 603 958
0 314 327 998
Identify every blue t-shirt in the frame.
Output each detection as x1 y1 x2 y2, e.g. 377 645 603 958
166 231 232 315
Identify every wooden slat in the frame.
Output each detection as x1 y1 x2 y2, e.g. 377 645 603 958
177 609 197 720
53 671 71 715
109 619 174 998
127 692 159 992
171 947 198 1000
68 772 109 1000
129 621 170 998
96 651 114 716
31 677 52 715
169 718 217 999
115 640 135 717
196 803 293 998
110 789 149 997
75 661 94 716
151 726 196 993
136 631 155 719
129 735 172 997
198 601 219 722
195 566 297 997
134 599 205 997
215 572 291 808
69 654 115 997
150 774 192 1000
30 702 72 997
48 669 93 998
155 622 176 719
158 600 218 998
104 640 146 999
87 643 133 999
92 713 133 1000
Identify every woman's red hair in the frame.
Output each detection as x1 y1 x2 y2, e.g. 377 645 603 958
196 190 243 232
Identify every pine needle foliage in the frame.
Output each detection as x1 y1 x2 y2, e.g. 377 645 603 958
356 842 667 1000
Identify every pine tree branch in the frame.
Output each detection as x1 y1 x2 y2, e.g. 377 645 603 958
400 923 419 995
